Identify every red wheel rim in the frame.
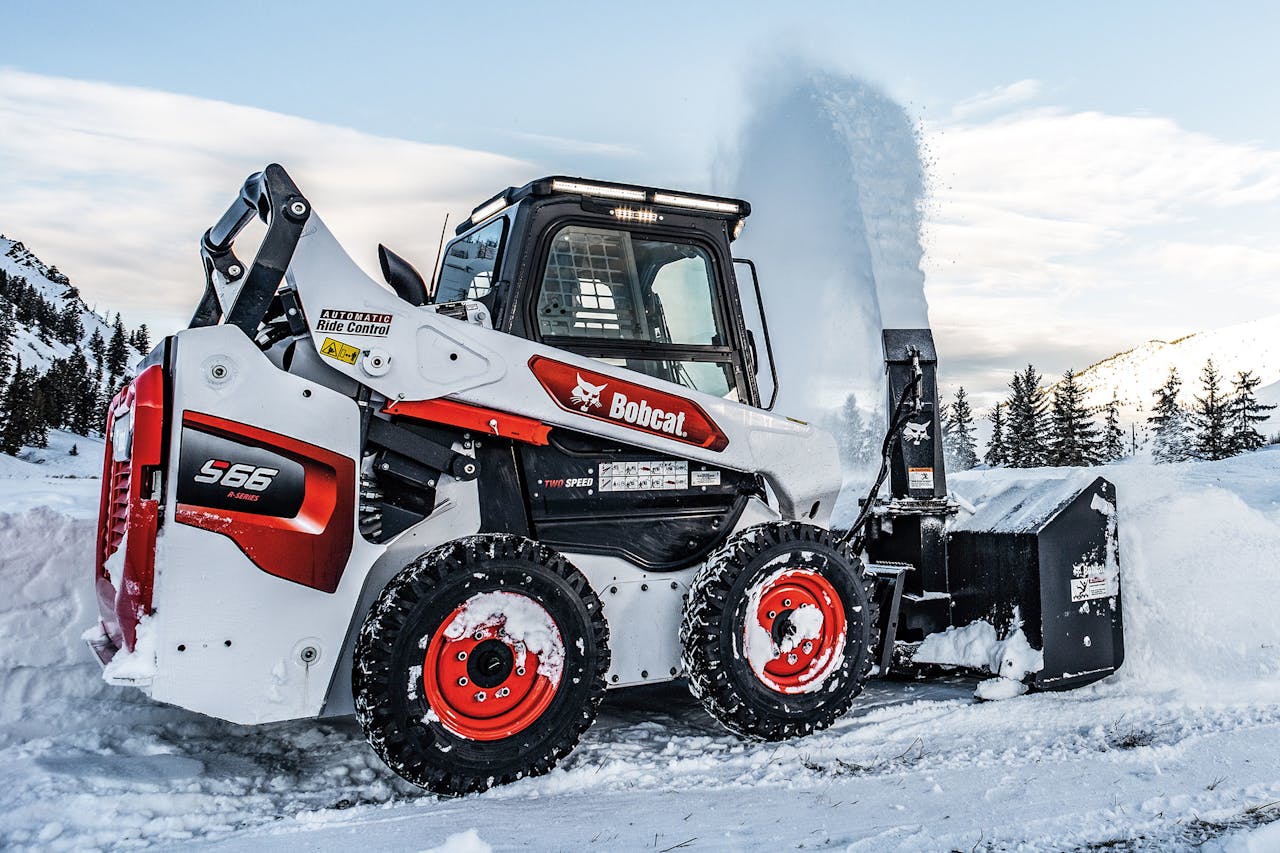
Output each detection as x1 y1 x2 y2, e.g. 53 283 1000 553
421 591 565 741
743 568 847 694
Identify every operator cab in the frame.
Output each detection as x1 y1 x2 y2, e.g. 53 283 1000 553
428 177 765 408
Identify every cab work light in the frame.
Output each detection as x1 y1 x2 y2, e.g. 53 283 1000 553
651 192 741 215
550 180 645 202
611 207 660 224
469 195 509 224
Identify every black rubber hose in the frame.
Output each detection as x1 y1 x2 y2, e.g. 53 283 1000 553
842 372 924 555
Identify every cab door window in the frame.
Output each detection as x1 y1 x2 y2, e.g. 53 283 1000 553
535 225 740 398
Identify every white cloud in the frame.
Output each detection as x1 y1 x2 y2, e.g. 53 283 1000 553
0 69 535 334
924 102 1280 412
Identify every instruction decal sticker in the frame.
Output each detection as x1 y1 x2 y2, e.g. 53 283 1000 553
320 337 360 365
599 461 688 492
317 309 393 337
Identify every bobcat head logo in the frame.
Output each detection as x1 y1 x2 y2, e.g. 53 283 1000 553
903 421 930 446
569 373 607 412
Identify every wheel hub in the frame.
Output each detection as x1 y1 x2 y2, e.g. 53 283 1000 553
421 591 564 741
746 568 848 694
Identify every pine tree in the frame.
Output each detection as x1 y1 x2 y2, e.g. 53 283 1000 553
1005 365 1049 468
57 302 83 346
984 402 1007 467
945 387 979 471
1148 368 1191 463
88 327 106 367
1227 370 1276 455
834 393 875 468
0 358 46 454
1191 359 1233 461
106 316 129 383
0 303 15 386
1047 369 1100 466
130 323 151 356
1101 395 1126 462
68 347 98 436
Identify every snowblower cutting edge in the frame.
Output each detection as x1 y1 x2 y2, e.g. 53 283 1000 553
88 165 1123 794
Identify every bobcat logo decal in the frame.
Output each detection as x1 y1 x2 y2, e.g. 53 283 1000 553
903 421 931 446
569 373 607 412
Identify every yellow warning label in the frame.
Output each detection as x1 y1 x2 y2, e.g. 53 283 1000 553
320 337 359 365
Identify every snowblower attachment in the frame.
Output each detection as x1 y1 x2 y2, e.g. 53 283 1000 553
865 329 1123 689
949 475 1123 689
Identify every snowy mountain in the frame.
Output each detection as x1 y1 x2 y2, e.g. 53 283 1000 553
1057 313 1280 437
0 235 115 373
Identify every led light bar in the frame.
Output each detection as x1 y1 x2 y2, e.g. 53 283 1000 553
469 196 509 224
611 207 660 224
651 192 741 214
550 179 646 202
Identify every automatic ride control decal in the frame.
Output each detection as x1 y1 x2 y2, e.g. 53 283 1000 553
317 309 392 337
528 356 729 451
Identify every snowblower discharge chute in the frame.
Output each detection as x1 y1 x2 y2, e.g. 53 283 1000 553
87 165 1123 794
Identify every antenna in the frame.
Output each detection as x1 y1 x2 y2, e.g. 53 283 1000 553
428 214 450 300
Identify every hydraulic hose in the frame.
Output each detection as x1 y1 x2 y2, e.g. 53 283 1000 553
842 369 924 555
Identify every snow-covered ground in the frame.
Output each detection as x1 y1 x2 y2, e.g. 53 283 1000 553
2 443 1280 851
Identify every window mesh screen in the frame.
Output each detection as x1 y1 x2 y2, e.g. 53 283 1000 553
537 228 646 339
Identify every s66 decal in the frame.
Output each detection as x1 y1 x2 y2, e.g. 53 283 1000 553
528 356 728 451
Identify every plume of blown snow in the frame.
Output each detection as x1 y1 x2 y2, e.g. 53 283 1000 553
721 59 931 427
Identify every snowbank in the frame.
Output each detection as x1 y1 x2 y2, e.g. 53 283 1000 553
952 449 1280 700
3 443 1280 849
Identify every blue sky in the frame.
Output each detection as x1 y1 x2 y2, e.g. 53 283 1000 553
10 1 1280 179
3 2 1280 412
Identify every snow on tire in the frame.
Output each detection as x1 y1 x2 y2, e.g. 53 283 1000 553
353 534 609 795
681 522 877 741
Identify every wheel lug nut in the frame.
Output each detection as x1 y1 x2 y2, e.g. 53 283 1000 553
787 653 798 664
456 651 467 661
498 687 510 697
473 631 485 641
475 691 486 702
767 610 776 619
783 599 792 607
516 667 526 677
457 676 468 686
803 642 813 654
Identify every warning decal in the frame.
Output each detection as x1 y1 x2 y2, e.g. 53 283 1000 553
599 460 688 492
319 337 360 365
317 309 393 337
1070 563 1118 602
908 467 934 490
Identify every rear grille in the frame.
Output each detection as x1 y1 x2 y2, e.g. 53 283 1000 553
101 457 131 575
93 363 166 652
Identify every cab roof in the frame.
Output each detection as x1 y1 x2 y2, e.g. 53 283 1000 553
457 176 752 235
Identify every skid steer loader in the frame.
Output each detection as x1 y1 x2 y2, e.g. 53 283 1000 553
89 165 1123 794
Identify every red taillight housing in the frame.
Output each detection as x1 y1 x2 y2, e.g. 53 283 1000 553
95 364 165 652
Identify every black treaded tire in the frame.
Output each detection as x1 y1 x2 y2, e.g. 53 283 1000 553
681 522 878 741
353 534 609 795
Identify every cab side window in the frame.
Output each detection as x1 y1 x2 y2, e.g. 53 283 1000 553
434 218 507 303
